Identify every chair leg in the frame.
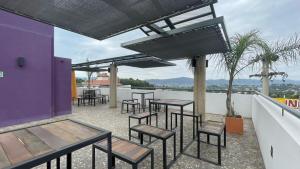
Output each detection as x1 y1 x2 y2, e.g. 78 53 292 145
140 133 144 145
129 128 131 141
156 114 158 127
132 164 138 169
197 132 200 158
207 134 210 144
171 113 173 130
218 135 221 165
66 153 72 169
174 134 176 160
92 146 95 169
175 114 178 128
151 151 154 169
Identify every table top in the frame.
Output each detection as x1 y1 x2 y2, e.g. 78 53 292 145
0 120 110 169
150 99 193 106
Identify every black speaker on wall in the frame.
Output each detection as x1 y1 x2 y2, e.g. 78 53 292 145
17 57 25 68
191 58 196 67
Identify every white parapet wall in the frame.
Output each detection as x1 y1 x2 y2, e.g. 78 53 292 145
77 87 253 118
252 95 300 169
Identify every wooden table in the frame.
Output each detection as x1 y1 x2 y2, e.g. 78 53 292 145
0 120 112 169
149 99 194 153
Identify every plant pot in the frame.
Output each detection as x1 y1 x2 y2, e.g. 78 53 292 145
225 116 244 135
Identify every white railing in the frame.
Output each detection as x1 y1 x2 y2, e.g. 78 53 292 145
252 94 300 169
77 87 253 118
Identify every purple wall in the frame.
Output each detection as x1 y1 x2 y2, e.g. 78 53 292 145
0 10 71 127
53 57 72 116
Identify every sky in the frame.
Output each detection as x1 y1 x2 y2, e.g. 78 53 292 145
54 0 300 80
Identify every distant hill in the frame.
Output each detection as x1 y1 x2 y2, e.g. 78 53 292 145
146 77 300 87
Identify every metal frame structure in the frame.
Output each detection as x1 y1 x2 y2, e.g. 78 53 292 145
1 119 112 169
122 16 231 60
0 0 218 40
148 99 195 154
72 54 175 69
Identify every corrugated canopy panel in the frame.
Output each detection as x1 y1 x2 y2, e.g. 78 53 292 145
117 57 175 68
72 67 107 72
122 17 230 60
0 0 215 40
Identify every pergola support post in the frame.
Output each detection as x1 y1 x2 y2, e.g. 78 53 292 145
109 63 117 108
194 56 206 122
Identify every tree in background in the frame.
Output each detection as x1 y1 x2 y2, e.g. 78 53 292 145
250 35 300 96
120 78 154 88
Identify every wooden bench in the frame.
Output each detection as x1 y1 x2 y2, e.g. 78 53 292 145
93 136 153 169
197 121 226 165
121 99 140 114
129 112 158 128
129 124 176 169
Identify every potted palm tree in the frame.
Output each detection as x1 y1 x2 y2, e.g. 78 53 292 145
216 30 262 134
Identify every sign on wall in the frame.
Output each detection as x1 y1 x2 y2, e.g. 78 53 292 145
275 98 300 110
0 71 3 78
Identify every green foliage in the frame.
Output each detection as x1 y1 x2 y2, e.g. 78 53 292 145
120 78 154 88
76 78 85 84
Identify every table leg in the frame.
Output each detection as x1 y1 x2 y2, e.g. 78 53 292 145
141 94 145 111
165 105 168 129
107 133 113 169
218 135 221 165
224 125 227 147
56 157 60 169
163 140 167 169
67 153 71 169
47 161 51 169
151 150 154 169
180 106 183 153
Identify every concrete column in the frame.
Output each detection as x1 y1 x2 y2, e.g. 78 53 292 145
262 61 269 96
109 63 117 108
193 56 206 121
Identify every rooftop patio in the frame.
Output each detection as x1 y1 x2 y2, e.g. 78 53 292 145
0 101 264 169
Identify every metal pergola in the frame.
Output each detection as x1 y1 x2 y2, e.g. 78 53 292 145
72 54 175 69
0 0 217 40
122 17 230 60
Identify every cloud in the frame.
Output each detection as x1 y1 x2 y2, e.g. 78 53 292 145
54 0 300 80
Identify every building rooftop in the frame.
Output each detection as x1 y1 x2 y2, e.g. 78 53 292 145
0 102 265 169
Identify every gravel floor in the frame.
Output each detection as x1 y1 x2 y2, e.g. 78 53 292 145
1 103 265 169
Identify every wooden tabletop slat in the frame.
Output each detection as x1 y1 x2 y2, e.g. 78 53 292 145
95 137 150 161
0 144 10 168
42 124 80 144
131 125 174 139
28 126 68 150
53 121 98 140
13 129 52 157
0 133 33 164
126 146 149 161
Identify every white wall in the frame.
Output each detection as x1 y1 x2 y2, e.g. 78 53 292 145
252 95 300 169
77 87 253 118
